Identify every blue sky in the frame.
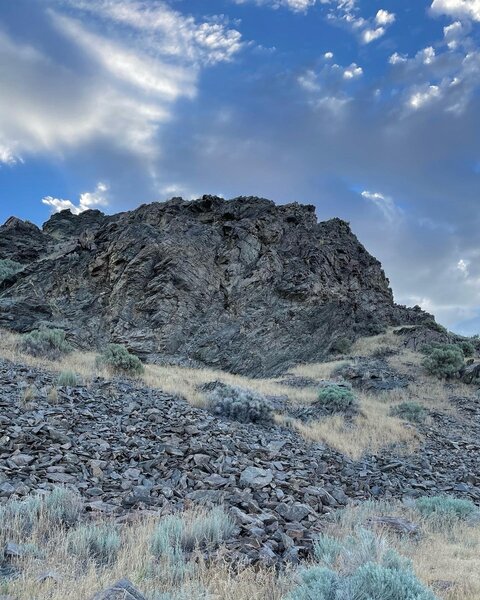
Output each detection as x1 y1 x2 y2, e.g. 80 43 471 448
0 0 480 333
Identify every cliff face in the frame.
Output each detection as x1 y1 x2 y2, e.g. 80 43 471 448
0 195 427 375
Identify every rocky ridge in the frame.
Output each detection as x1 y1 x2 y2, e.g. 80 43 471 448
0 196 429 376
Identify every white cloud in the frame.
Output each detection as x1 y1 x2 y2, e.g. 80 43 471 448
444 21 466 48
389 52 407 65
362 27 385 43
0 143 21 166
324 51 334 59
361 190 402 222
408 85 441 110
0 1 243 164
233 0 316 11
457 258 470 275
375 9 395 26
431 0 480 21
42 182 109 215
343 63 363 79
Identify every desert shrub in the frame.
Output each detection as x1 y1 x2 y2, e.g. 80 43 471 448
20 326 73 360
458 340 475 357
415 496 477 523
390 402 427 424
316 385 356 413
0 258 24 282
57 370 80 386
330 337 352 355
422 345 464 379
96 343 144 375
207 384 273 424
151 508 235 559
0 487 82 539
289 529 437 600
67 523 121 565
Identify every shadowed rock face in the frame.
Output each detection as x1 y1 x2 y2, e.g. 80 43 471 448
0 195 428 375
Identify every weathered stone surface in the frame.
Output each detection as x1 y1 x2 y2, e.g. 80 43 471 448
91 579 146 600
0 196 430 376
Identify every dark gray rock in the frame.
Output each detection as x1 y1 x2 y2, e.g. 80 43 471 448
91 579 146 600
0 196 430 376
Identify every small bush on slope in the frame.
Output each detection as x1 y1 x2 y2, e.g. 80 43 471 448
207 384 273 424
422 346 464 379
390 402 427 424
316 385 356 413
20 326 73 360
0 258 24 282
57 370 80 386
415 496 477 528
96 343 144 375
0 487 82 540
288 529 437 600
67 523 121 565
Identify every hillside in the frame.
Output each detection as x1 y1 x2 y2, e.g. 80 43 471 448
0 196 429 376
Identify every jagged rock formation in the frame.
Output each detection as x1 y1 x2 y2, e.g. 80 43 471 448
0 196 428 376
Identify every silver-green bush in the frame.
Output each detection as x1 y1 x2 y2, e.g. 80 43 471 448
207 384 273 424
67 523 121 565
20 326 73 360
390 402 427 424
0 487 83 540
57 370 80 386
415 496 477 524
316 385 356 413
288 529 437 600
96 344 144 375
422 346 464 379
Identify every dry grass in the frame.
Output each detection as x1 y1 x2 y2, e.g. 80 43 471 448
1 507 289 600
288 358 347 381
350 327 406 356
327 500 480 600
276 391 420 459
0 329 316 408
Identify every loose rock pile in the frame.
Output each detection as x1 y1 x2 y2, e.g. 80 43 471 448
0 359 479 564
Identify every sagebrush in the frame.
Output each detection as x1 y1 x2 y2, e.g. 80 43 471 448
20 326 73 360
316 385 356 413
96 343 144 375
207 384 273 424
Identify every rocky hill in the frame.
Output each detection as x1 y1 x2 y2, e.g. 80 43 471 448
0 196 428 375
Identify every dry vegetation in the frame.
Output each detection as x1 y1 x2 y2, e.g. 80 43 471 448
2 490 479 600
0 326 470 459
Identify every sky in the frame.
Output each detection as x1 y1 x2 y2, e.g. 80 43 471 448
0 0 479 333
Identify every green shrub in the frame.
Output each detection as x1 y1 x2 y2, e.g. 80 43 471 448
415 496 477 523
96 344 144 375
330 337 352 355
316 385 356 413
0 259 24 282
57 371 80 387
20 326 73 360
390 402 427 424
0 487 83 539
67 523 121 565
207 384 273 424
422 346 464 379
458 340 475 357
151 508 235 558
289 530 437 600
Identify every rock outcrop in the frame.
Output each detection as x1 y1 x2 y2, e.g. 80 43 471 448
0 196 428 376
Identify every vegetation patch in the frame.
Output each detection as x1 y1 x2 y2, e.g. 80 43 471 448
96 343 144 376
207 384 273 424
415 496 477 525
20 326 73 360
288 529 437 600
316 384 357 413
67 523 121 565
390 402 427 424
422 344 464 379
57 370 80 386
